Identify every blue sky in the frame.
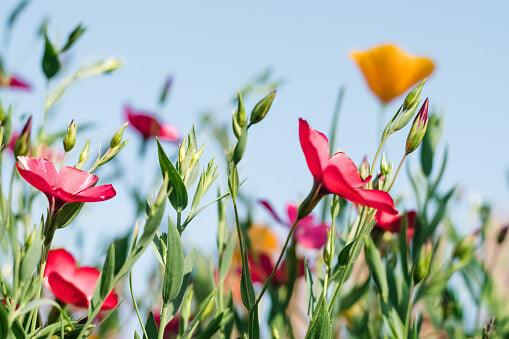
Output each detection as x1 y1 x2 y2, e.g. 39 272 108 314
1 1 509 258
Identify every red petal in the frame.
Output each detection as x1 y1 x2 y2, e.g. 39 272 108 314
259 199 287 226
158 124 180 142
125 105 161 139
355 189 398 215
16 157 57 194
295 223 329 249
8 75 31 91
47 272 89 308
72 267 100 297
287 203 314 226
327 152 371 188
44 249 77 285
299 118 329 181
102 290 119 310
54 184 116 203
57 166 98 194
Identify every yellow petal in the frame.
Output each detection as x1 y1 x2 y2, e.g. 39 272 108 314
232 224 279 266
350 44 435 104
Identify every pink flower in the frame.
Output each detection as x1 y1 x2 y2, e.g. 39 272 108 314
124 105 179 142
0 74 31 91
375 210 416 237
299 118 397 215
259 200 329 249
16 157 116 209
44 249 118 310
246 253 304 286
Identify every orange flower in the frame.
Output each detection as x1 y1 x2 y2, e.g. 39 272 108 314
350 44 435 104
233 224 279 266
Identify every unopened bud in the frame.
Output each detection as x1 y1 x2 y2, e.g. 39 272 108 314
359 156 369 180
110 122 128 148
235 92 246 127
76 139 90 169
14 116 32 156
323 226 335 265
403 80 425 111
380 153 391 176
405 98 429 155
249 89 276 125
413 241 432 283
199 296 215 321
63 120 76 152
497 225 509 245
453 235 475 261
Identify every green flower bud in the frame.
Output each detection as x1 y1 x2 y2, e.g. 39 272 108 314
110 122 128 148
453 235 475 261
249 89 276 125
380 153 392 176
198 296 215 321
76 139 90 169
236 91 246 127
14 116 32 157
413 241 432 283
359 156 369 180
403 80 425 111
405 98 429 155
63 120 77 152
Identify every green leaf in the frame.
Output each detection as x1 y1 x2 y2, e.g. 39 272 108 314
61 23 86 52
337 241 354 266
53 202 84 229
99 244 115 300
41 32 61 79
305 296 332 339
162 219 184 304
7 0 30 30
364 236 389 303
144 312 159 339
157 140 188 212
219 233 236 280
231 124 247 165
20 230 42 281
338 277 370 313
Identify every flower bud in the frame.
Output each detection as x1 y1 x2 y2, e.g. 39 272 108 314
359 156 369 180
63 120 76 152
14 116 32 157
413 241 432 283
110 122 128 148
235 91 246 127
403 80 425 111
405 98 429 155
497 225 508 245
76 139 90 169
198 295 215 321
453 234 475 261
380 153 391 176
323 226 335 266
249 89 276 125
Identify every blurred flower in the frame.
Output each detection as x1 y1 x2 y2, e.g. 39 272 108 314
16 156 116 209
299 118 397 215
350 44 434 104
247 253 304 286
44 249 118 310
233 224 278 266
124 105 179 142
0 73 31 91
153 312 183 339
259 200 329 249
7 133 64 162
375 210 417 237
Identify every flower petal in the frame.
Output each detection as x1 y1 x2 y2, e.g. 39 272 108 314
16 156 57 194
47 272 89 308
54 184 116 203
158 124 180 142
299 118 330 181
57 166 98 194
259 199 287 226
295 223 329 249
44 249 77 285
125 105 162 139
72 267 100 298
8 75 31 91
327 152 371 188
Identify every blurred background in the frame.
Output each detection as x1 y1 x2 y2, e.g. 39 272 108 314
1 1 508 268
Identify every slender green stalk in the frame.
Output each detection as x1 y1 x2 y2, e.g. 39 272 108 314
130 271 149 339
157 304 170 339
387 155 407 192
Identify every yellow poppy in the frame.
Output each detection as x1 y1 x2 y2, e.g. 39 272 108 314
350 44 435 104
233 224 279 265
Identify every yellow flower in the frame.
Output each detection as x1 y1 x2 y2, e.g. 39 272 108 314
233 224 279 265
350 44 435 104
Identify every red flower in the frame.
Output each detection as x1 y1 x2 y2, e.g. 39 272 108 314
44 249 118 310
16 157 116 208
259 200 329 249
375 210 416 237
299 118 397 215
0 74 31 91
247 253 304 286
125 105 179 142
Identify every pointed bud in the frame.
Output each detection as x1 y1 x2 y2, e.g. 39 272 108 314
110 122 128 148
76 139 90 169
63 120 77 152
405 98 429 155
497 225 509 245
453 235 475 261
236 91 246 127
249 89 276 125
380 153 392 176
14 116 32 156
359 156 369 180
323 225 335 266
403 80 425 111
413 241 432 283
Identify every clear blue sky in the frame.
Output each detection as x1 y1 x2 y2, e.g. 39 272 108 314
1 1 509 258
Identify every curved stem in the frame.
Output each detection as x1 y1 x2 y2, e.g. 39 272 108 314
387 155 407 192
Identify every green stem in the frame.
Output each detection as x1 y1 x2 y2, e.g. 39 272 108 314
130 271 149 339
157 304 170 339
387 155 407 192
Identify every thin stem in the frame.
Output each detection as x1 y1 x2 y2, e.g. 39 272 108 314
158 304 170 339
388 155 407 192
130 271 149 339
251 218 300 312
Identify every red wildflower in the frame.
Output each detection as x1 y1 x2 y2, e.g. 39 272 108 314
124 105 179 142
299 118 397 215
247 253 304 286
375 210 416 237
259 200 329 249
0 74 31 91
16 156 116 209
44 249 118 310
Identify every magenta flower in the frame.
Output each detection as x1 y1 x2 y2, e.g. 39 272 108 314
259 200 329 249
124 105 179 142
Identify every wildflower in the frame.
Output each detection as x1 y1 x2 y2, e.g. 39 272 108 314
259 200 329 249
375 210 416 237
16 156 116 210
233 224 279 266
350 44 434 104
44 249 118 310
247 253 304 286
0 73 31 91
405 98 429 155
124 105 179 142
298 118 397 217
